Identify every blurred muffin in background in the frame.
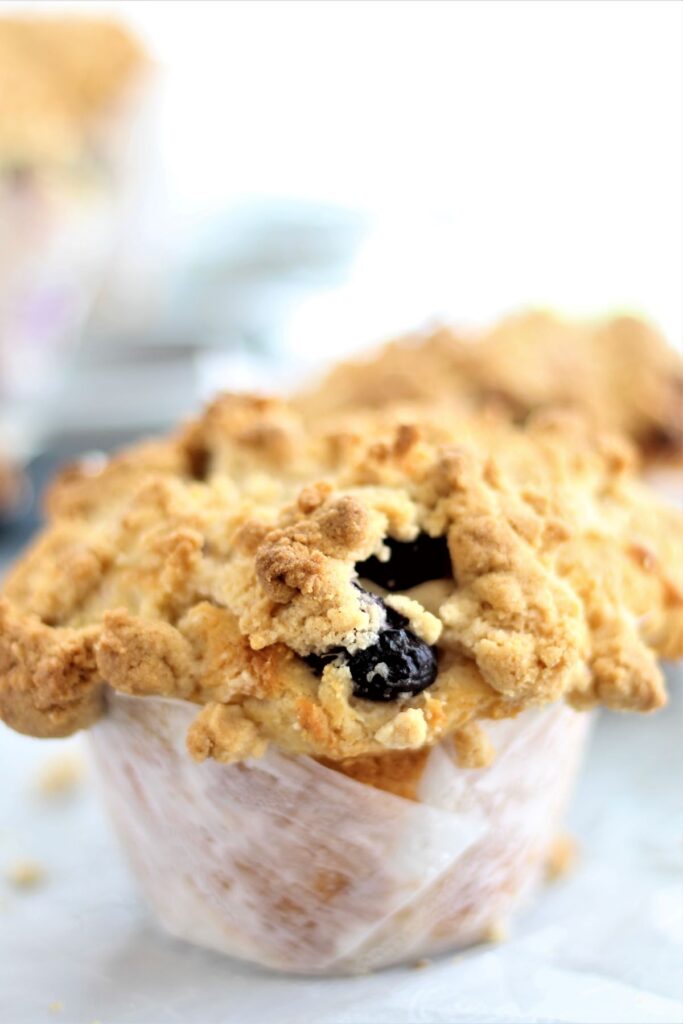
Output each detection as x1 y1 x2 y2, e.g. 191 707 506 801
0 15 147 452
295 311 683 473
0 16 144 163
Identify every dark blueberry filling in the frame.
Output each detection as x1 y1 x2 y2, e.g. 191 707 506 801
305 604 438 702
356 533 452 591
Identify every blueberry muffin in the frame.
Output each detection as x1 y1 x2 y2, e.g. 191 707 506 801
296 312 683 469
1 396 681 971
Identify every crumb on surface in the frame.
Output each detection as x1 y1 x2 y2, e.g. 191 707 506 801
546 832 579 881
34 750 84 797
48 1002 62 1015
5 859 45 888
413 957 432 969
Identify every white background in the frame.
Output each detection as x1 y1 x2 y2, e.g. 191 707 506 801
4 0 682 343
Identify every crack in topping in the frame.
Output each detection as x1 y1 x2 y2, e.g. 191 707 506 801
356 533 453 591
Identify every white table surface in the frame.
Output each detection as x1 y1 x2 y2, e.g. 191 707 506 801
1 676 681 1024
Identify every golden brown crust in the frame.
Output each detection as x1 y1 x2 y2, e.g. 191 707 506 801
295 312 683 468
0 394 681 764
0 600 102 738
319 748 431 800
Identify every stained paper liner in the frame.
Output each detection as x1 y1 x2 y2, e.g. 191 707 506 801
643 469 683 511
88 693 591 975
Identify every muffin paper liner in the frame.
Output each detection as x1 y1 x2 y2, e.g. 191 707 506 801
89 693 591 974
644 469 683 511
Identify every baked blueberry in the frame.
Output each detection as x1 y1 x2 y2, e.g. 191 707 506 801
356 533 452 591
305 606 438 702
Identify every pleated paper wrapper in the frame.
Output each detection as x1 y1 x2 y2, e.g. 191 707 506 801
88 692 591 975
644 469 683 511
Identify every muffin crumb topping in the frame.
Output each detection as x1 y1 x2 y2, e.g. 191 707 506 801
0 393 681 766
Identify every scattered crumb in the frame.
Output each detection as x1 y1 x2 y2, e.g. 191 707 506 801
546 832 579 881
48 1002 63 1015
35 751 85 797
483 919 509 944
413 957 432 969
5 859 45 888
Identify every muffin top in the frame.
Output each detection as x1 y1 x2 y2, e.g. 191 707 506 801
295 312 683 468
0 15 145 167
1 394 681 768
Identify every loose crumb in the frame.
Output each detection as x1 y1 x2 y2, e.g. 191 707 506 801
48 1002 63 1015
546 833 579 881
5 860 45 888
35 751 85 797
413 957 432 969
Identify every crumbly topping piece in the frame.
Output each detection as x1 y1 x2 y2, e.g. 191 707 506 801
375 708 429 750
0 394 681 766
452 721 496 769
295 312 683 467
0 601 102 739
187 703 269 764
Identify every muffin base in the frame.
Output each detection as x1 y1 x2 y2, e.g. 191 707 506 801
89 693 591 975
